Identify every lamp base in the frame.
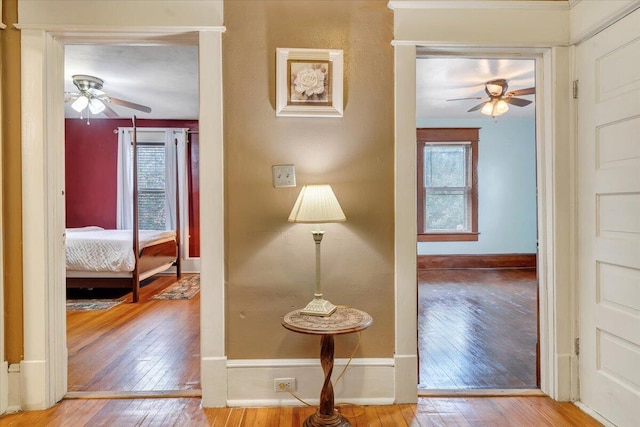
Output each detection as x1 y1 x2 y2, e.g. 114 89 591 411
300 297 337 317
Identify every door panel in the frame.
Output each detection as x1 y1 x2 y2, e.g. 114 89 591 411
577 8 640 427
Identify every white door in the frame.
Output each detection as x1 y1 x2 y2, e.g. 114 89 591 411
577 9 640 427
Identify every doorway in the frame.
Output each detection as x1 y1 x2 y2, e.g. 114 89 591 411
63 44 201 395
415 56 540 391
19 26 225 408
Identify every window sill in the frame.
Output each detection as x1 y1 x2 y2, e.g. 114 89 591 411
418 232 479 242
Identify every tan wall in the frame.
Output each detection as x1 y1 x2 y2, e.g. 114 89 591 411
1 0 23 364
223 0 395 359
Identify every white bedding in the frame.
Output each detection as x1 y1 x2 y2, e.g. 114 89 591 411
65 227 176 272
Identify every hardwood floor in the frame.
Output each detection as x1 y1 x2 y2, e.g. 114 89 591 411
66 275 200 393
0 396 603 426
418 268 538 390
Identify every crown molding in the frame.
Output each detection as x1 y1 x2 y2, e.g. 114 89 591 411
388 1 570 11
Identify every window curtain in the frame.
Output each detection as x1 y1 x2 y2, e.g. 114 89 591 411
116 128 134 229
117 127 189 257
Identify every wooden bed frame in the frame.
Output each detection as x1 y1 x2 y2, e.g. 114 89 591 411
66 117 182 302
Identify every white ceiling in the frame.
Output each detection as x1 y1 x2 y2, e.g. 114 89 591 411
65 46 535 121
417 57 536 120
64 44 199 120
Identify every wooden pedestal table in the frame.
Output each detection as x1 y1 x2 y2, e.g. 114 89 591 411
282 307 373 427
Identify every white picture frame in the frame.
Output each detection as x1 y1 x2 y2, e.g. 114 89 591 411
276 48 343 118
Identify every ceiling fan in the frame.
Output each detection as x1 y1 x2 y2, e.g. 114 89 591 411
65 74 152 120
447 78 535 117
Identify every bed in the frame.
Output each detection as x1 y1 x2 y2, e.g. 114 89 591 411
65 117 182 302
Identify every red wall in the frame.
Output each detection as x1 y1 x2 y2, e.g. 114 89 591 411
65 118 200 256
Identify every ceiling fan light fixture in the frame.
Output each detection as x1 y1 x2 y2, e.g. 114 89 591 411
481 99 509 117
481 101 495 116
495 99 509 116
71 95 89 112
89 98 106 114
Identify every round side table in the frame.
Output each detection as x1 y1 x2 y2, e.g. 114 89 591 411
282 307 373 427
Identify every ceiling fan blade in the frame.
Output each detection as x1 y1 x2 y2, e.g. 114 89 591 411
102 102 120 118
506 97 533 107
468 101 488 112
447 96 484 102
107 96 152 113
508 87 535 96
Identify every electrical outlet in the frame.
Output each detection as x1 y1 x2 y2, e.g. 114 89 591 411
272 164 296 188
274 377 296 392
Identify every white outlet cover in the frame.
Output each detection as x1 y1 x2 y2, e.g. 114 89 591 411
272 164 296 188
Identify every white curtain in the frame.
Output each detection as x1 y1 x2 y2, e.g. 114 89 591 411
116 128 133 229
117 127 189 257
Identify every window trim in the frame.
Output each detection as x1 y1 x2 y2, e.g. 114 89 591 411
417 128 479 242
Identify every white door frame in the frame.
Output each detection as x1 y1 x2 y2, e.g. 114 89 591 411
393 43 576 402
17 26 226 409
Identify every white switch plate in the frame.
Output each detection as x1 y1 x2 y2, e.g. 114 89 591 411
272 164 296 188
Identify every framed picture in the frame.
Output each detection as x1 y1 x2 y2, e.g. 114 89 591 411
276 48 343 118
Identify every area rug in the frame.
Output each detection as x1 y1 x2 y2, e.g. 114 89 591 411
152 275 200 300
66 299 124 311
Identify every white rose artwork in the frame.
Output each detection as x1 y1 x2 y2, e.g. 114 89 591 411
276 48 343 117
289 62 330 103
294 67 325 97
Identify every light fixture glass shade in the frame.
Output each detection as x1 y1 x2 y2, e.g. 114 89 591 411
481 99 509 117
89 98 106 114
481 101 495 116
288 185 346 224
495 100 509 116
71 95 89 112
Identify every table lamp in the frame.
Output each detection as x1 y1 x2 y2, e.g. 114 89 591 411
288 184 346 316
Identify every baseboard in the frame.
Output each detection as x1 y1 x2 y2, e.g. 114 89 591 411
165 257 200 275
418 253 537 270
0 361 8 414
418 388 546 397
7 364 20 413
394 354 418 403
19 360 48 410
574 401 617 427
201 356 227 408
226 358 395 407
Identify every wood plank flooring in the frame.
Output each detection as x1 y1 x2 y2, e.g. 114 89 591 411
66 275 200 392
418 268 538 390
0 396 603 426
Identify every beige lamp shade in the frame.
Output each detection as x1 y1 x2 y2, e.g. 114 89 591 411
288 185 346 223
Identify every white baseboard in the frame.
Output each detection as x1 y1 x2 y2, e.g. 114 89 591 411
201 356 227 408
0 361 8 414
7 363 20 413
574 401 616 427
226 358 395 407
165 258 200 275
555 352 573 401
19 360 48 410
394 354 418 403
181 258 200 273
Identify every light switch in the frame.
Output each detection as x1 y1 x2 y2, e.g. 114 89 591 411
272 164 296 188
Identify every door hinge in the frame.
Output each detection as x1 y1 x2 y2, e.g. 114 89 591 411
575 337 580 356
573 80 579 99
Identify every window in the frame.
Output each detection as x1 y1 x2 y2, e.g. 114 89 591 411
417 128 479 242
135 143 167 230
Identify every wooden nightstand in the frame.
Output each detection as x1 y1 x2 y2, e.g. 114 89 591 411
282 307 373 427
